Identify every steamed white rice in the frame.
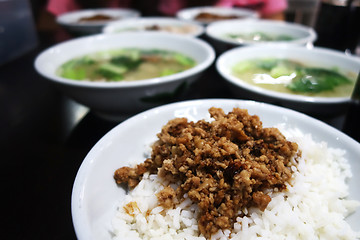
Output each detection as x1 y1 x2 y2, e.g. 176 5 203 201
111 127 360 240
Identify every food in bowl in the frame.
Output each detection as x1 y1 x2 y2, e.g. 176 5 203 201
103 17 204 37
176 6 258 25
77 14 119 23
56 8 140 35
57 48 196 82
120 24 200 35
34 33 215 116
111 107 359 239
225 32 294 43
216 45 360 115
206 20 317 53
232 58 356 97
194 12 241 21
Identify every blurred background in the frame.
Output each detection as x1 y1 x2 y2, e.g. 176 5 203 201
1 0 359 66
2 0 359 64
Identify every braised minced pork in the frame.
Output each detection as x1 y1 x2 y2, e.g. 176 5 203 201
114 107 299 238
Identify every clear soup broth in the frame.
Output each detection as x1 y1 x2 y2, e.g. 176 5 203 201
57 48 196 82
232 58 356 98
225 32 294 43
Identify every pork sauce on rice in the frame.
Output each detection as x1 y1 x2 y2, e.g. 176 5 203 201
112 107 359 239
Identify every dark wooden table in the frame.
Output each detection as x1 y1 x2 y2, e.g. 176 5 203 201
1 30 357 239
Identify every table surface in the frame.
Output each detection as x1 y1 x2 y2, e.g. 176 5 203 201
1 30 358 239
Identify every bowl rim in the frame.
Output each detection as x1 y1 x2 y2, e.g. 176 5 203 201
34 32 215 89
102 16 205 37
56 8 141 27
176 5 259 23
216 45 360 104
71 98 360 240
205 19 317 46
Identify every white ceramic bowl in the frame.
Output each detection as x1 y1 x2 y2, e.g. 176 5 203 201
206 19 317 53
103 17 205 37
176 6 258 25
34 32 215 119
71 98 360 240
216 45 360 115
57 8 140 35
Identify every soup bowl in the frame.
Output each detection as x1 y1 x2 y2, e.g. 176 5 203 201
206 19 317 53
102 17 205 37
176 6 258 25
216 45 360 116
57 8 140 36
34 32 215 120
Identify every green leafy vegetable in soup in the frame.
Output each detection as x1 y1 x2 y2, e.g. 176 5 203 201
232 58 356 97
225 32 294 43
57 48 196 82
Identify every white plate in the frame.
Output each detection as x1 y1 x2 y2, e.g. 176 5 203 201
57 8 140 35
71 99 360 240
176 6 258 25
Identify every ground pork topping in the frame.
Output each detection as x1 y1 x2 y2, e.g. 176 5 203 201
114 107 299 238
